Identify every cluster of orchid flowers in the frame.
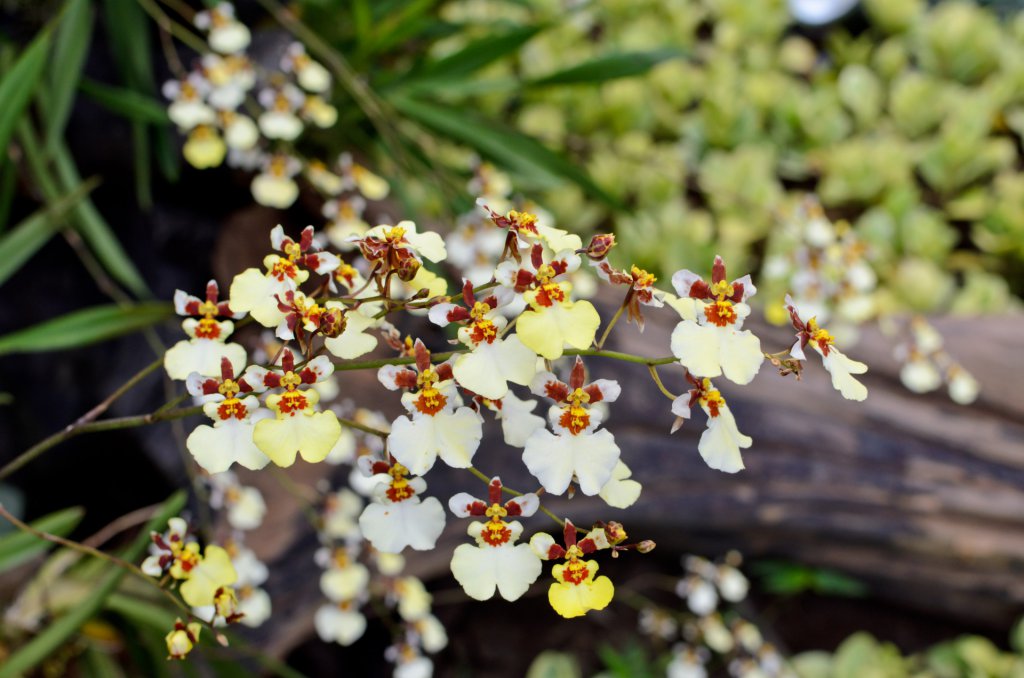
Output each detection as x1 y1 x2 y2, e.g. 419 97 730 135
763 197 978 405
162 1 390 218
636 552 793 678
149 188 870 667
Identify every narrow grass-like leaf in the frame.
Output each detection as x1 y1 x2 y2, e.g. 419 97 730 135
0 157 17 232
78 78 169 125
0 179 97 286
0 303 172 356
45 0 94 155
0 507 85 574
527 49 683 86
51 141 152 297
0 28 51 160
391 95 621 208
0 491 186 678
412 24 542 80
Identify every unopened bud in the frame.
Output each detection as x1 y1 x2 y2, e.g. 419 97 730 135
395 256 421 282
582 233 616 261
636 539 657 554
319 309 347 338
604 521 628 545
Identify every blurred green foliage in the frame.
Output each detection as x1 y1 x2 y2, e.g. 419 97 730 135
396 0 1024 314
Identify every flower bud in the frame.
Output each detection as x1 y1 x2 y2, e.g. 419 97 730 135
604 521 628 545
395 256 422 282
582 233 616 261
319 309 347 338
636 539 657 554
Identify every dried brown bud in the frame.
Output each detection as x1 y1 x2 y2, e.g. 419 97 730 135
582 233 616 261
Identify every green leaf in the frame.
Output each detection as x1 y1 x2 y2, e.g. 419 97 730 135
526 651 582 678
413 24 543 80
0 27 52 161
82 642 127 678
0 507 84 573
0 302 172 356
0 178 97 287
0 491 186 678
390 95 622 208
45 0 94 155
51 140 153 297
527 49 684 87
78 78 169 125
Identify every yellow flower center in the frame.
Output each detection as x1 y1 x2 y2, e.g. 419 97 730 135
269 257 299 280
217 397 247 421
385 226 407 243
194 317 222 339
385 463 415 503
630 265 656 288
558 388 592 435
219 379 240 398
699 384 725 418
710 280 735 299
703 299 736 327
808 317 834 349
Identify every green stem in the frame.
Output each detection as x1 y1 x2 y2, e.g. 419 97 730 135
339 416 388 438
647 365 678 401
0 405 201 481
0 503 195 621
595 298 627 349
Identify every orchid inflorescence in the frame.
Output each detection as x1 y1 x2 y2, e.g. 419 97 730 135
146 180 871 670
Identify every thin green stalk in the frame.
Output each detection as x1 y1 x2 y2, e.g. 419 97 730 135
595 298 627 349
0 503 194 619
0 405 201 481
647 364 678 401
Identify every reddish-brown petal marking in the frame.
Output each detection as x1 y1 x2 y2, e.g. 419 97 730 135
281 350 295 373
544 380 570 403
194 319 222 339
547 544 567 560
465 500 488 516
370 461 391 475
414 340 431 373
728 282 745 303
435 363 453 381
481 521 512 546
688 280 711 299
569 358 586 390
561 560 590 585
488 478 503 505
505 501 522 517
302 253 321 271
277 390 309 415
183 298 202 316
217 399 247 420
703 301 737 327
584 384 604 403
200 378 221 396
706 399 721 418
300 226 314 252
270 259 299 281
386 483 415 503
532 283 565 308
446 307 471 323
514 269 535 292
578 537 598 554
563 520 578 547
205 281 219 303
530 244 544 270
469 319 498 344
393 369 419 390
711 255 726 284
462 279 476 307
559 406 590 435
550 259 568 276
414 389 447 416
